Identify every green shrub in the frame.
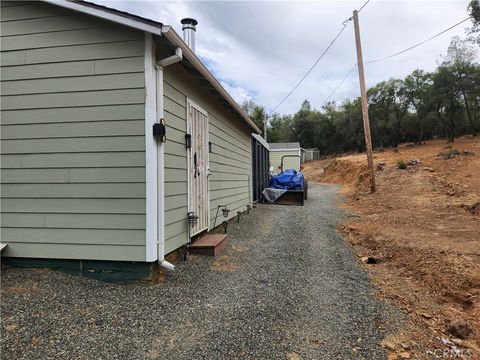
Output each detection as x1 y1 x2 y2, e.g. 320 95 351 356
438 149 460 159
397 160 407 170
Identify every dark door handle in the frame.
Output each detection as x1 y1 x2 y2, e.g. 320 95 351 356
194 152 199 178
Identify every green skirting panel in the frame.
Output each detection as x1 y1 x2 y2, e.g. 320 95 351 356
1 257 158 283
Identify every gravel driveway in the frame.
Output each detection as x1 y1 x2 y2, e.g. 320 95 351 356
1 183 401 359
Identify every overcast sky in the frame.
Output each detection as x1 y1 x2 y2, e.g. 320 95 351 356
97 0 474 115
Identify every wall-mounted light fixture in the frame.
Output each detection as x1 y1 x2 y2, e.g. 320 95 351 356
185 134 192 148
185 212 199 261
209 141 213 153
222 207 230 218
212 205 230 231
187 212 198 227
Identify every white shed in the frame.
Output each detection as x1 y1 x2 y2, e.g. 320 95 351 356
269 142 304 173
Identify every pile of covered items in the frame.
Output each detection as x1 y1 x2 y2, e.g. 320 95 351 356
262 169 304 203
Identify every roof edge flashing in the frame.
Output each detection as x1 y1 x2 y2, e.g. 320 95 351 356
43 0 163 35
252 134 269 150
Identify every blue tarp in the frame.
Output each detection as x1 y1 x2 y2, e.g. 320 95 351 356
269 169 304 190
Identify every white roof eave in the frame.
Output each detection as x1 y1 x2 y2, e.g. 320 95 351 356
252 133 269 149
42 0 163 35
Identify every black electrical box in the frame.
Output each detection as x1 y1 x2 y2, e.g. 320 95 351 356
153 119 166 142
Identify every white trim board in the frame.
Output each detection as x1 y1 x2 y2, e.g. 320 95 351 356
156 64 166 262
144 33 158 262
270 149 301 151
252 133 269 150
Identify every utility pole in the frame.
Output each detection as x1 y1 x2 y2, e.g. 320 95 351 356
353 9 376 193
263 112 268 141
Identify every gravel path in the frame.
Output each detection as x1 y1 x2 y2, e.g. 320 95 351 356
1 183 402 359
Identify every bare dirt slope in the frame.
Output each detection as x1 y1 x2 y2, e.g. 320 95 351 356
304 137 480 359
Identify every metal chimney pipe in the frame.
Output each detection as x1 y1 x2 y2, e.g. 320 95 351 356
181 18 198 52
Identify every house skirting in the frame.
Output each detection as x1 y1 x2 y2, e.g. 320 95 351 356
2 258 159 283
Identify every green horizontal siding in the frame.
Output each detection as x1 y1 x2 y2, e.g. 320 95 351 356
1 56 143 80
165 194 187 212
1 213 145 230
1 26 143 51
1 1 33 8
1 120 144 139
1 73 144 95
165 182 187 197
1 228 145 246
0 136 145 154
162 62 252 254
1 14 124 36
1 183 145 198
3 243 145 262
165 154 187 169
1 88 144 110
1 198 145 214
0 2 74 21
0 1 147 262
163 77 188 254
1 104 145 125
1 167 145 184
1 152 145 168
26 42 143 65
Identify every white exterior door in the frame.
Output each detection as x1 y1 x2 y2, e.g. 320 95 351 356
187 100 210 236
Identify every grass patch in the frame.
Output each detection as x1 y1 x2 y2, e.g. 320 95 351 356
397 160 407 170
438 149 460 159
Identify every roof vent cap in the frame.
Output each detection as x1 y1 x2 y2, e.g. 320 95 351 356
181 18 198 52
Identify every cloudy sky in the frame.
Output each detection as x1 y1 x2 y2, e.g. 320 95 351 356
97 0 474 115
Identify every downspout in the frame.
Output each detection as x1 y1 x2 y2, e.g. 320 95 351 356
156 47 183 271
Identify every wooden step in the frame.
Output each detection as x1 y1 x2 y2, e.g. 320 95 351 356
0 244 8 254
189 234 228 256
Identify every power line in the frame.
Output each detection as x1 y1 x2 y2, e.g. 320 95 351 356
358 0 370 13
323 64 357 103
365 17 471 64
321 16 471 105
271 23 348 113
321 1 365 105
343 0 370 24
270 0 372 114
270 22 350 113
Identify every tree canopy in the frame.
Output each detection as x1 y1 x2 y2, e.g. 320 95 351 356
469 0 480 44
257 37 479 155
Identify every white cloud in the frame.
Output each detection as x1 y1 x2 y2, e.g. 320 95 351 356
219 80 254 104
96 0 475 114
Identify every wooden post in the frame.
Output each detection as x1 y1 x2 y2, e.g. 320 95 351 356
353 10 376 193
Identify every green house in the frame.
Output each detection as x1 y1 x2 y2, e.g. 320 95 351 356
0 0 260 278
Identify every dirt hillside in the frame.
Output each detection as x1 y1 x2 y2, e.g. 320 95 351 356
304 137 480 359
